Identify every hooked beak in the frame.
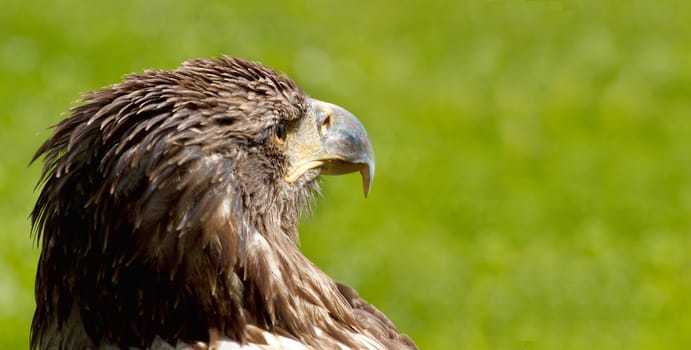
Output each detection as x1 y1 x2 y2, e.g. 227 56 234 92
284 98 375 197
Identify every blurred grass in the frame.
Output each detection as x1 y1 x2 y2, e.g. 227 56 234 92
1 0 690 348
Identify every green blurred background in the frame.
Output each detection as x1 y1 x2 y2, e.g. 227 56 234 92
1 0 690 348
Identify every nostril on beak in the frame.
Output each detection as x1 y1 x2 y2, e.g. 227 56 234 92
320 112 332 137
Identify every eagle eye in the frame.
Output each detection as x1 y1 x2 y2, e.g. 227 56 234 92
273 122 287 144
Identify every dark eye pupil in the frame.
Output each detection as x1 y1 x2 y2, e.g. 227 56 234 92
275 123 286 141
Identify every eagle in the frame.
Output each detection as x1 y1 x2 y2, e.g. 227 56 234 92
30 57 416 350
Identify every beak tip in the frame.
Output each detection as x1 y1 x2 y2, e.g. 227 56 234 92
361 160 374 198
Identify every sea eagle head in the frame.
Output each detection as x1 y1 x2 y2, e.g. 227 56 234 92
31 57 414 349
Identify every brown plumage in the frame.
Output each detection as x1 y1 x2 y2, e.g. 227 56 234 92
30 56 416 349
